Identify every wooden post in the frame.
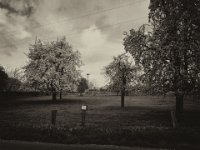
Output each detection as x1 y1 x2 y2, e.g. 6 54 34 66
81 105 87 126
121 90 125 108
171 111 178 128
51 110 57 125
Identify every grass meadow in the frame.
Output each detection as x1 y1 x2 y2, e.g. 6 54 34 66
0 95 200 149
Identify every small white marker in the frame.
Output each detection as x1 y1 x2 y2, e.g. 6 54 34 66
82 105 87 110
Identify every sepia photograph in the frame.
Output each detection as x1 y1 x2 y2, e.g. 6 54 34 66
0 0 200 149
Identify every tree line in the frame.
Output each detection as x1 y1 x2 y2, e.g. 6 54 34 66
0 37 89 100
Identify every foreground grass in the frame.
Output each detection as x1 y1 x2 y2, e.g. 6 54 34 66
0 124 200 149
0 95 200 149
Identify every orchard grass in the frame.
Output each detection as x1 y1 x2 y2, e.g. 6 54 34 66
0 95 200 149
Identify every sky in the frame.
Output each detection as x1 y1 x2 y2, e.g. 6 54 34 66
0 0 150 87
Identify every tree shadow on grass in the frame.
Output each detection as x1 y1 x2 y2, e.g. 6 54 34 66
179 110 200 128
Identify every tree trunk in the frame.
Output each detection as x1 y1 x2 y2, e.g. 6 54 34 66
52 92 57 101
121 75 126 108
175 92 184 119
59 90 62 100
121 89 125 108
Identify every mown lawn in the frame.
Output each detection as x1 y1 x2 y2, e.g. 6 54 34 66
0 95 200 149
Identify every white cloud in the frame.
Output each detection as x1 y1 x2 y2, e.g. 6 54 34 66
0 9 32 40
0 9 7 25
0 0 150 87
10 23 32 40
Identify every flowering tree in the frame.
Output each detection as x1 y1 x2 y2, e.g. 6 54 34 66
24 37 81 101
104 53 140 107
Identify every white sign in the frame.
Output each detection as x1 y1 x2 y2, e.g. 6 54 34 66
82 105 87 110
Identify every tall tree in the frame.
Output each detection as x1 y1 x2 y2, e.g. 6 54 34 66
6 68 24 91
124 0 200 117
104 53 139 108
77 77 88 96
6 78 22 92
0 65 8 91
24 37 81 101
7 68 25 83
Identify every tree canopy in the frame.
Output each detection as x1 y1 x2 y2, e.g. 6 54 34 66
104 53 140 107
123 0 200 114
24 37 82 100
77 77 88 96
5 68 24 92
0 65 8 91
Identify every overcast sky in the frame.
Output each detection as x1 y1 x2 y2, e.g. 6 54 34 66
0 0 149 87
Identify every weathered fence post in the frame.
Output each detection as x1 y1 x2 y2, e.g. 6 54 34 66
51 110 57 125
171 110 178 128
